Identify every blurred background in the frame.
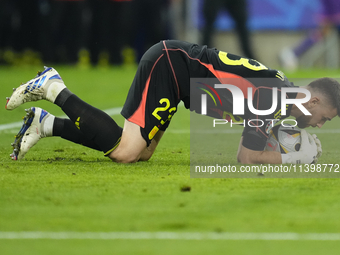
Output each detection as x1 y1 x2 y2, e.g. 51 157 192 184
0 0 339 70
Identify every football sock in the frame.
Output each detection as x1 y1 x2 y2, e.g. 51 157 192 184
42 114 55 137
54 88 73 107
53 118 102 151
53 89 123 155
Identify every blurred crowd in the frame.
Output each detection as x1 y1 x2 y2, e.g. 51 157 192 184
1 0 337 69
0 0 179 67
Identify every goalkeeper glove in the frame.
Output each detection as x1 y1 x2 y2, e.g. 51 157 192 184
311 134 322 163
281 129 317 164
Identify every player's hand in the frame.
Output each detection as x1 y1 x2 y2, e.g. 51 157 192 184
281 129 317 164
311 134 322 163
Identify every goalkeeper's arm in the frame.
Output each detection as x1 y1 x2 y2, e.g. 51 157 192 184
237 130 321 164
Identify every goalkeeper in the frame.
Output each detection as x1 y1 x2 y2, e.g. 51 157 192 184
5 40 339 164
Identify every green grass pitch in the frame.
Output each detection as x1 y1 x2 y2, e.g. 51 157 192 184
1 66 340 254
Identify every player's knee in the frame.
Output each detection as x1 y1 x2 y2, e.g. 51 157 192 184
110 155 140 163
108 151 140 163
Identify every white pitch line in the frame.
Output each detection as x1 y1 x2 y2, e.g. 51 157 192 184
1 232 340 240
0 121 24 131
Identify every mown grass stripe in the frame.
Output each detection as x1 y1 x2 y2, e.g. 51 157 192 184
1 232 340 240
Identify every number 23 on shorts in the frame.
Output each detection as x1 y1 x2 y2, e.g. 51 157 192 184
149 98 176 140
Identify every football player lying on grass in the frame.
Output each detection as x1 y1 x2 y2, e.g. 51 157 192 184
5 40 339 164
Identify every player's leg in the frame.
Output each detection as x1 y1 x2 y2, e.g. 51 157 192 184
10 106 104 160
226 0 255 59
201 0 220 46
116 42 179 163
52 118 102 151
9 95 123 160
7 41 175 161
139 130 164 161
108 119 164 163
6 67 123 160
55 89 123 154
107 120 146 163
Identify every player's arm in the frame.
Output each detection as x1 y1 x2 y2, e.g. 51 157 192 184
237 130 319 164
237 137 282 164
